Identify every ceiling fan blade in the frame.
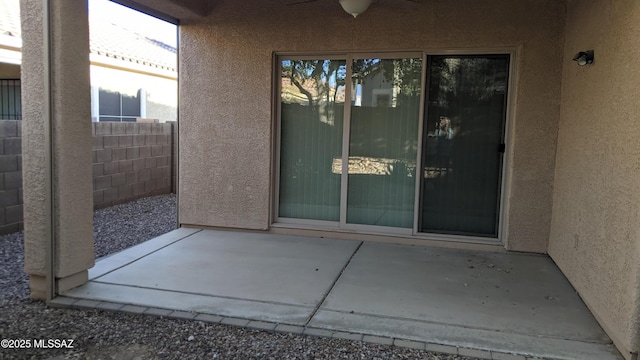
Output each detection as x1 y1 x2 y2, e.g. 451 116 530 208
287 0 321 6
375 0 424 9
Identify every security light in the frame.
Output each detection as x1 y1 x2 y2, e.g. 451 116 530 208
572 50 594 66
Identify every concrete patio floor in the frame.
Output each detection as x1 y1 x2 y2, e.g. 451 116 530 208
55 228 623 360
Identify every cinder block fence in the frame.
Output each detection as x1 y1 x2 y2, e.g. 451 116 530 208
92 122 176 209
0 121 22 235
0 120 177 235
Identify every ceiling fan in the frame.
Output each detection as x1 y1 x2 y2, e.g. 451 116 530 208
287 0 424 18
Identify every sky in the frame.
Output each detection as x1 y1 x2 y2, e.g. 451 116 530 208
88 0 177 48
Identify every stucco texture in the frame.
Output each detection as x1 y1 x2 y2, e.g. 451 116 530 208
178 0 565 251
21 0 48 278
21 0 94 296
549 0 640 358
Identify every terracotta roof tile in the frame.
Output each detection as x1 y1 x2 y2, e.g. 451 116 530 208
0 0 20 38
0 0 176 72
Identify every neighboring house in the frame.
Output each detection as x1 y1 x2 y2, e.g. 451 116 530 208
15 1 640 360
0 78 20 120
0 0 177 122
0 0 21 120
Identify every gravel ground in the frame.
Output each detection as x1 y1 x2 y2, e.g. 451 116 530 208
92 194 178 258
0 194 478 360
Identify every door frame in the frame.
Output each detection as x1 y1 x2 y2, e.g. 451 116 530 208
271 48 518 246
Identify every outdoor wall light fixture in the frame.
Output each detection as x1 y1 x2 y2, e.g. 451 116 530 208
339 0 372 17
573 50 594 66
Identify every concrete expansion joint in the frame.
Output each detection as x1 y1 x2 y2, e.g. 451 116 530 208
304 241 364 326
88 228 203 281
50 296 549 360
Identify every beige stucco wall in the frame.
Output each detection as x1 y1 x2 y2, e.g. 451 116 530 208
0 63 20 78
178 0 566 252
549 0 640 358
21 0 94 298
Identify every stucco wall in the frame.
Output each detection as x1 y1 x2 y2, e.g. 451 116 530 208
146 100 177 124
178 0 565 252
21 0 94 298
21 0 51 293
549 0 640 358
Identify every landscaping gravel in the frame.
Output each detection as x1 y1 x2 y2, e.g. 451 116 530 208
0 194 478 360
93 194 178 258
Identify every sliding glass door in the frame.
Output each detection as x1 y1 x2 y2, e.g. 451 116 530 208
346 57 422 228
277 53 510 239
420 55 509 237
278 59 346 221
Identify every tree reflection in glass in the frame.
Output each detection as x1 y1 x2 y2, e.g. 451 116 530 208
346 57 422 228
279 59 346 221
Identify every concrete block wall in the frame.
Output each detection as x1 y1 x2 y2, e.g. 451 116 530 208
171 122 177 194
92 122 174 209
0 121 177 235
0 120 23 234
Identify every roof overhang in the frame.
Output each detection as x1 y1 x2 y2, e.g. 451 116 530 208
113 0 215 23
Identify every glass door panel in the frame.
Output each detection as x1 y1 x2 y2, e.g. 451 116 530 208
278 59 346 221
420 55 509 236
346 58 422 228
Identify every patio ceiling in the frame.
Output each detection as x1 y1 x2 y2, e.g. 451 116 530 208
118 0 555 22
114 0 214 21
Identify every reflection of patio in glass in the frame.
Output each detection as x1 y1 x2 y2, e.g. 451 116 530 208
329 156 450 179
331 156 415 176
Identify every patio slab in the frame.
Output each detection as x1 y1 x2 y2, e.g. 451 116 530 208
309 242 620 359
67 229 360 325
314 242 608 341
61 229 623 360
